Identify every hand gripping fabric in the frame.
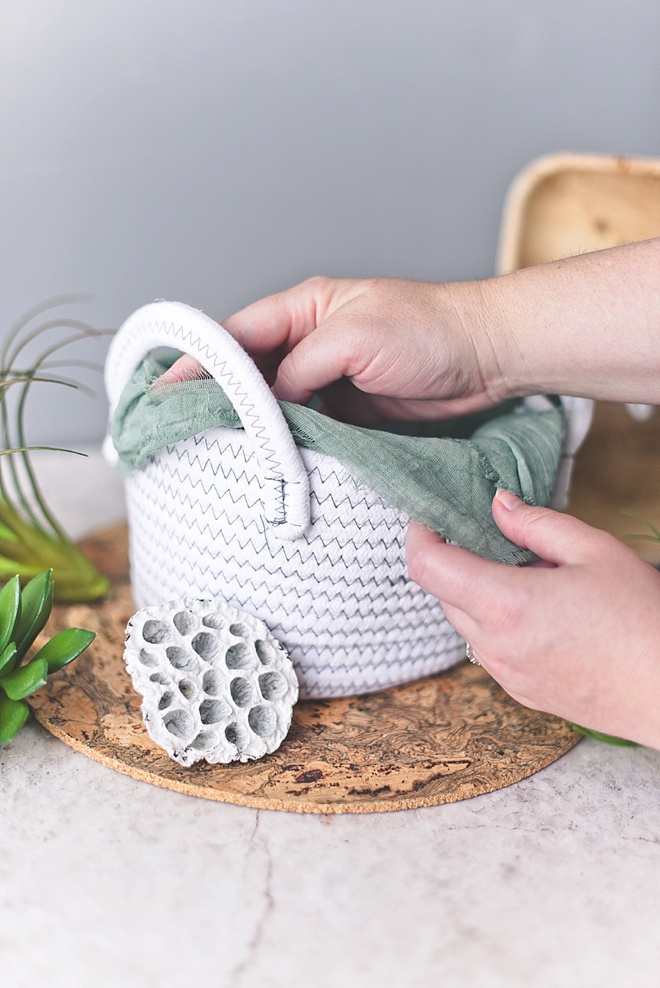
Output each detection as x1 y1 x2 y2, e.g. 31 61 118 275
105 301 310 540
105 302 467 698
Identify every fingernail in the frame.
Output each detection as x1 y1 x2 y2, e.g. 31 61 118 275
495 488 522 510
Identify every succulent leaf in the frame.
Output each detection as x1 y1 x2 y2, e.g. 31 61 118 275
34 627 96 673
13 569 54 662
571 723 641 747
0 575 21 653
0 656 48 700
0 694 29 742
0 642 18 676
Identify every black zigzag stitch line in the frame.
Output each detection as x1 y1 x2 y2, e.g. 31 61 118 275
130 470 408 554
130 544 442 627
267 636 463 684
265 478 287 527
296 653 465 686
136 464 263 505
128 538 424 625
130 527 419 599
137 520 411 592
213 369 283 480
139 318 285 481
130 542 459 653
130 550 407 623
154 436 398 521
129 496 407 570
132 563 459 672
129 515 406 580
287 632 464 673
140 451 404 538
133 476 261 523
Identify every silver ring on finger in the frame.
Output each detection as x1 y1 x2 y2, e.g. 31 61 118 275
465 642 481 666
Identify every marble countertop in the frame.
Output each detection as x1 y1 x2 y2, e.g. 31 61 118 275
2 448 659 988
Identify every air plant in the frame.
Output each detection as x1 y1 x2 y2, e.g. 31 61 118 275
0 297 111 602
621 508 660 548
0 569 95 742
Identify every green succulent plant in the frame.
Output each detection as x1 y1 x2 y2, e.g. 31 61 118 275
0 297 111 601
570 724 640 747
0 569 95 742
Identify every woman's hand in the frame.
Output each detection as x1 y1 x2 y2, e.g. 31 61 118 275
158 276 510 423
406 489 660 749
160 238 660 413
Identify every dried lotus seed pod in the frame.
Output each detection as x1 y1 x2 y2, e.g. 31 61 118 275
123 597 299 765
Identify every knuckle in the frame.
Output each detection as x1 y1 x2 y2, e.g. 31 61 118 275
303 275 334 290
519 504 552 531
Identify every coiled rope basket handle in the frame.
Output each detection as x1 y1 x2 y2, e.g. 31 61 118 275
104 300 311 540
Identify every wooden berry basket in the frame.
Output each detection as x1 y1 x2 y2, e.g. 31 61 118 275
497 152 660 563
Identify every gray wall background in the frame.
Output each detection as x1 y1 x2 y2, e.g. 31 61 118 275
2 0 659 445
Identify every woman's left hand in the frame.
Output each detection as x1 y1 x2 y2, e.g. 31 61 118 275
406 488 660 748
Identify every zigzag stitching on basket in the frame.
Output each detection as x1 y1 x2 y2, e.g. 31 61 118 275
131 492 262 526
133 552 448 636
129 499 266 540
132 575 458 657
131 525 415 590
270 616 459 648
130 544 402 612
144 456 265 493
153 440 398 518
196 434 261 465
262 641 463 680
135 462 404 537
132 478 263 517
289 636 464 672
130 504 405 560
222 378 276 465
132 516 408 572
174 445 264 484
157 434 287 527
129 547 428 623
130 513 266 553
156 436 390 516
210 369 283 479
157 479 262 513
129 477 260 519
140 466 265 508
265 477 287 527
145 319 284 478
167 445 261 481
129 491 407 558
132 457 390 531
129 556 460 652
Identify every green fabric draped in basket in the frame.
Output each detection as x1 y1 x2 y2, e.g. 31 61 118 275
111 354 565 566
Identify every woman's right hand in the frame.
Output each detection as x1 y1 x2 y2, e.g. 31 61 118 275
158 275 510 424
159 238 660 415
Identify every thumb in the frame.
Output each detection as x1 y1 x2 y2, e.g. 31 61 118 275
492 488 611 565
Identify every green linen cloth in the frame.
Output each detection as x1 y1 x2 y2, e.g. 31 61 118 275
111 354 564 565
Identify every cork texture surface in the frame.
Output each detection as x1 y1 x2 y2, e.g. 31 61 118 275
28 524 580 813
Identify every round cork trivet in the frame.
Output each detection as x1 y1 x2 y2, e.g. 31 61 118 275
28 524 580 813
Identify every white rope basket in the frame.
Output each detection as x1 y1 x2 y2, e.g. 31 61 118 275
105 301 592 699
